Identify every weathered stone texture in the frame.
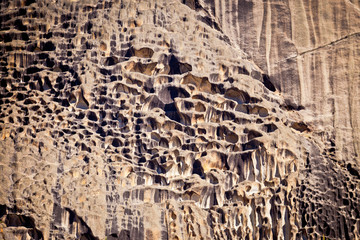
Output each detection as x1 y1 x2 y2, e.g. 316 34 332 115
200 0 360 164
0 0 359 240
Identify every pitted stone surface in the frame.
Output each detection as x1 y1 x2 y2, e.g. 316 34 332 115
0 0 359 240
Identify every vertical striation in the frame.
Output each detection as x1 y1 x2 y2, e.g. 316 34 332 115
0 0 359 239
201 0 360 164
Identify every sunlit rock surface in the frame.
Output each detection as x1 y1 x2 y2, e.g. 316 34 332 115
0 0 359 239
201 0 360 164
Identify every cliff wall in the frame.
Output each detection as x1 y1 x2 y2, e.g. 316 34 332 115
0 0 359 239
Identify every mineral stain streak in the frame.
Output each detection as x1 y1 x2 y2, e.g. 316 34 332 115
0 0 359 239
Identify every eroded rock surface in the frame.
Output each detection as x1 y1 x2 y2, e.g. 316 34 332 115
0 0 359 239
200 0 360 165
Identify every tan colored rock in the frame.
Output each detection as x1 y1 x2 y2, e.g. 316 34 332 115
0 0 359 240
201 0 360 164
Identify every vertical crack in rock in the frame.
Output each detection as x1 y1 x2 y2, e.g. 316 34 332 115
0 0 359 239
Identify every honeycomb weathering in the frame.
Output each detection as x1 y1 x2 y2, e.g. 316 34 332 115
0 0 359 239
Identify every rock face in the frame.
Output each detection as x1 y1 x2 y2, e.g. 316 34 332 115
200 0 360 164
0 0 359 240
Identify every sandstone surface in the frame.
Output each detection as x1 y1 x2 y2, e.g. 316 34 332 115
0 0 359 239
